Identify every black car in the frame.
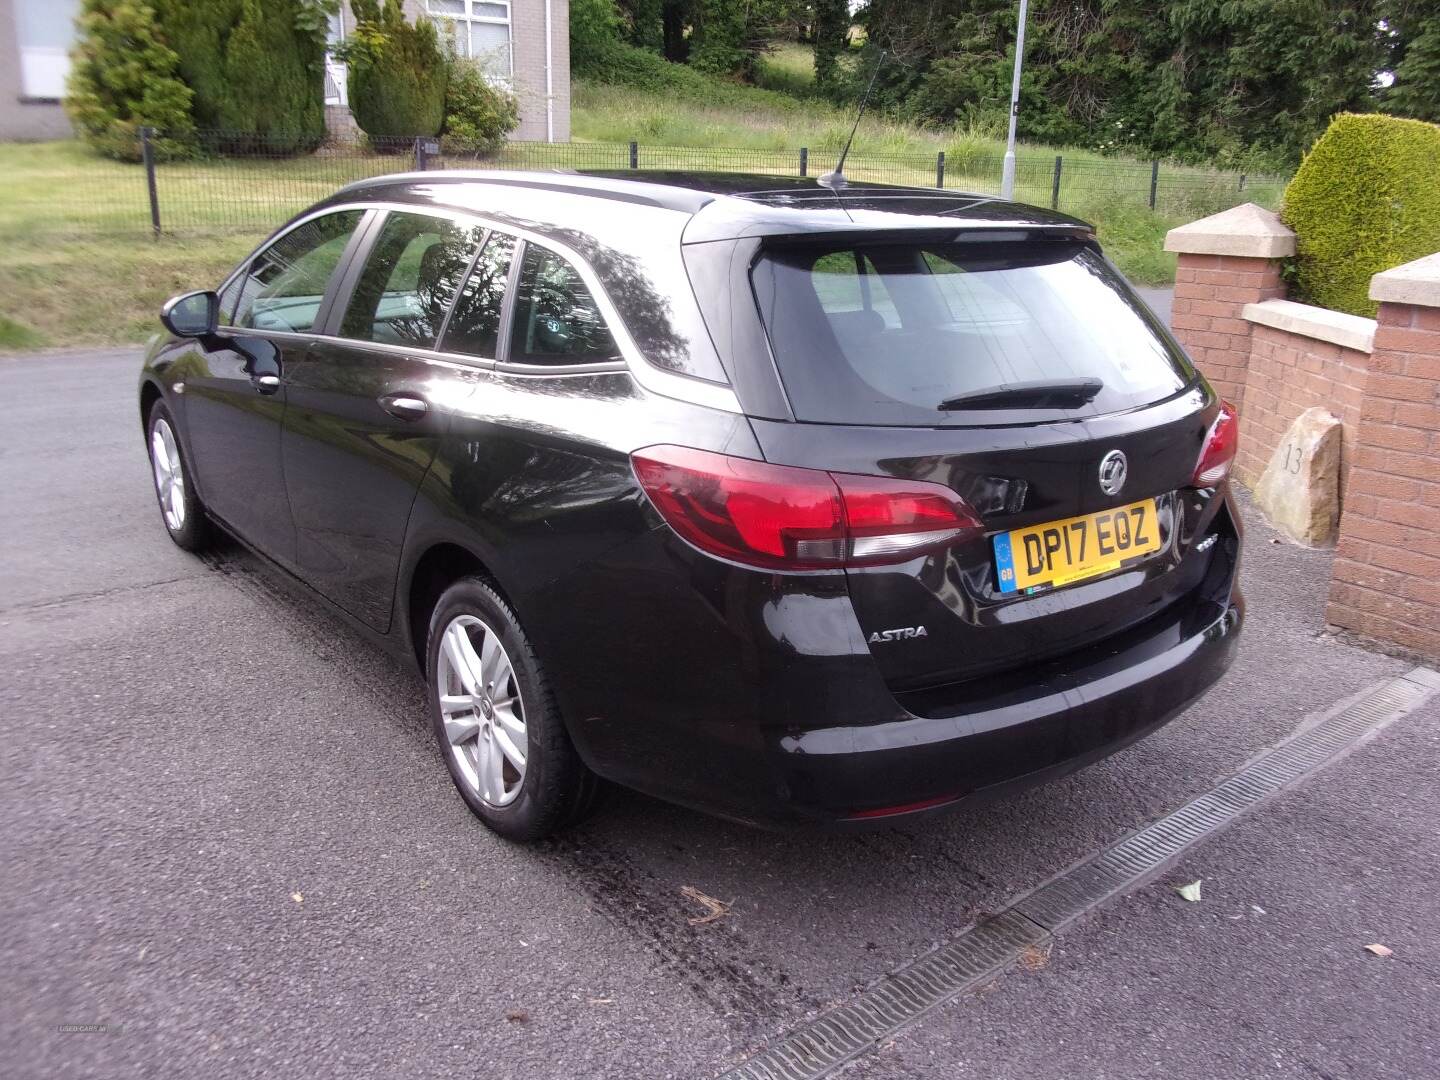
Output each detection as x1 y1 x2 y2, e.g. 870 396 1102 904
140 171 1243 840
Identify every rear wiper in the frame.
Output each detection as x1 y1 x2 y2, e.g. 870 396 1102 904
937 378 1104 411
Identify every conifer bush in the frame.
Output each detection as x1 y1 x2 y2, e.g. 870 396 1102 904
65 0 195 161
344 0 447 147
1282 113 1440 317
149 0 328 154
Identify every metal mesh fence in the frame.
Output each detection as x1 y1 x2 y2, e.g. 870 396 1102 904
0 127 1287 244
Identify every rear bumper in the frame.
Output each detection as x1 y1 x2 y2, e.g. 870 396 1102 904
533 491 1244 830
772 590 1243 826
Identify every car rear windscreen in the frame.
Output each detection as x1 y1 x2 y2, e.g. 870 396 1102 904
750 239 1194 426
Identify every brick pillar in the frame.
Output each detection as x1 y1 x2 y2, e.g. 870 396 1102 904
1328 253 1440 660
1162 203 1294 410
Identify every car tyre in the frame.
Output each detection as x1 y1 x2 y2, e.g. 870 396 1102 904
146 400 211 552
426 577 601 841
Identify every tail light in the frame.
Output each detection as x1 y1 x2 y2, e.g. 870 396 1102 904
631 445 983 571
1191 400 1239 488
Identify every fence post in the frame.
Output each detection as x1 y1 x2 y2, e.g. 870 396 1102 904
1238 173 1247 192
629 140 638 170
936 151 945 189
1050 155 1062 210
1149 159 1159 211
799 146 808 177
140 126 161 238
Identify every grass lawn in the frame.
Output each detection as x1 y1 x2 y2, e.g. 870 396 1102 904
0 66 1285 350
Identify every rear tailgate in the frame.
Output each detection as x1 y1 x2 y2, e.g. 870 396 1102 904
751 392 1217 687
744 231 1224 689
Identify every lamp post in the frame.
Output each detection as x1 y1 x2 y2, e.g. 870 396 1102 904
999 0 1029 201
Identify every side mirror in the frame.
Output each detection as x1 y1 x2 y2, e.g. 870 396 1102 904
161 290 219 338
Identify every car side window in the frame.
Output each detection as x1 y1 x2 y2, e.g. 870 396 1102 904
440 230 517 359
508 243 621 366
232 210 364 334
338 212 484 349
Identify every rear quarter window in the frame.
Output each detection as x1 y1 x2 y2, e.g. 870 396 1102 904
751 240 1194 426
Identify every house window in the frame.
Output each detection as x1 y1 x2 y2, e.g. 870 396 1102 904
324 8 348 106
425 0 512 82
15 0 80 100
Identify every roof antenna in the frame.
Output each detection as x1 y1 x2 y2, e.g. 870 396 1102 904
818 50 887 191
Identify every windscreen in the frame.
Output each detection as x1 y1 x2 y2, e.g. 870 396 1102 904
751 240 1194 426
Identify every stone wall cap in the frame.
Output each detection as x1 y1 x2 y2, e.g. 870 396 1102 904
1370 251 1440 307
1241 299 1375 354
1163 203 1297 258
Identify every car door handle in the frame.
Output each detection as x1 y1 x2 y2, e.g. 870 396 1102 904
253 374 281 394
379 393 429 421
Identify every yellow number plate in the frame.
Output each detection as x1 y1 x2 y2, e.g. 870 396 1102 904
994 498 1162 594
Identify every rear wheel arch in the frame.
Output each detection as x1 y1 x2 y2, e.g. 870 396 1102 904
405 541 510 670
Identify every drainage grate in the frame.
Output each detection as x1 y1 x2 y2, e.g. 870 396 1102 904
718 668 1437 1080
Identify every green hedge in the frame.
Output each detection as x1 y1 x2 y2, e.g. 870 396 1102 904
1282 112 1440 317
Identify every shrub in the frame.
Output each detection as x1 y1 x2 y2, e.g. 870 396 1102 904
442 57 519 155
1281 112 1440 317
151 0 329 153
218 0 328 153
344 0 447 146
65 0 195 162
149 0 235 130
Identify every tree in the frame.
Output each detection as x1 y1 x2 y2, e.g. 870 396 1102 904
1387 12 1440 122
689 0 750 75
813 0 848 93
344 0 447 143
220 0 328 150
65 0 195 161
150 0 331 151
571 0 626 75
147 0 232 129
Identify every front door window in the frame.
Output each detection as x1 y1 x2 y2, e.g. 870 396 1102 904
230 211 365 334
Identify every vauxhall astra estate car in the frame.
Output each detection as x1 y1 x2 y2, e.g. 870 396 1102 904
140 171 1244 840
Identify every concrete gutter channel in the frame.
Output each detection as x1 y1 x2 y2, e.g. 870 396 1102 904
3 347 1434 1079
719 669 1439 1080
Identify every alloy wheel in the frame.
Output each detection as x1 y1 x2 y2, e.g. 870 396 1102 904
436 614 528 807
150 418 186 532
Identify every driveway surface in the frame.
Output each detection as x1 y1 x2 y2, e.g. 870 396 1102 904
2 348 1432 1079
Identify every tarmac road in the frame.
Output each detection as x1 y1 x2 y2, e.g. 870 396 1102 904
2 347 1431 1080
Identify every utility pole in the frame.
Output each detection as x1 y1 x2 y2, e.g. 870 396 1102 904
999 0 1029 201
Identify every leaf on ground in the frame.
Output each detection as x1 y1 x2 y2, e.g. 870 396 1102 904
1174 880 1202 902
1364 943 1393 957
505 1009 529 1023
1018 943 1052 971
291 892 304 904
680 885 733 925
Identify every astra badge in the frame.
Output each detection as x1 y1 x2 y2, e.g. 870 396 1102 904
868 626 928 644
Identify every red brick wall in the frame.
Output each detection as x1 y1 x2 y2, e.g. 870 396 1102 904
1234 324 1370 496
1327 301 1440 659
1170 253 1285 409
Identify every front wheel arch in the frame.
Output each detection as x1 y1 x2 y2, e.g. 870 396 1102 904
139 379 163 433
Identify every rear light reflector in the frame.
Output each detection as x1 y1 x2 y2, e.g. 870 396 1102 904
631 445 983 571
1191 400 1239 487
848 793 963 819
